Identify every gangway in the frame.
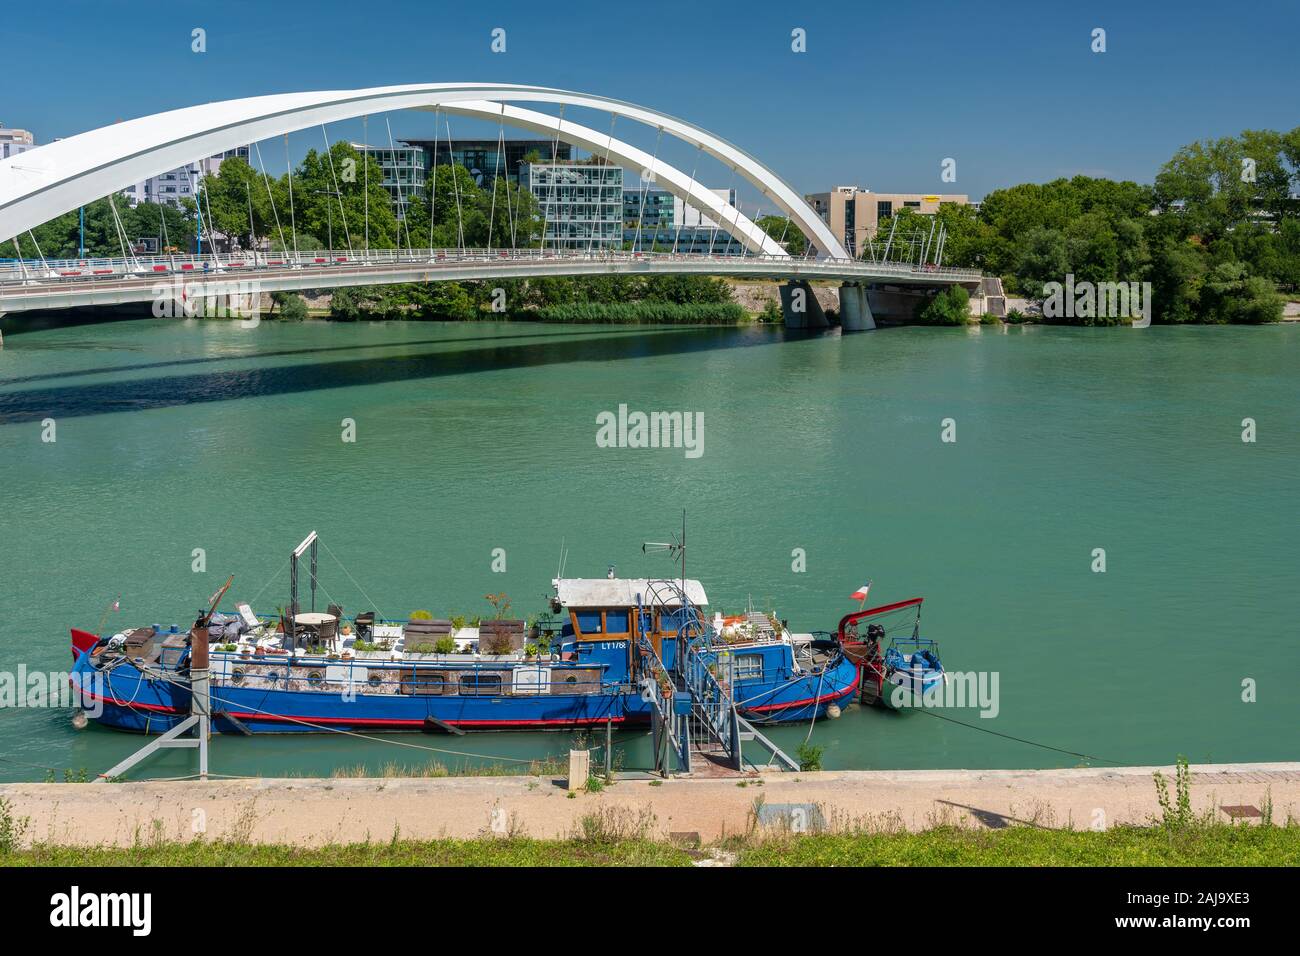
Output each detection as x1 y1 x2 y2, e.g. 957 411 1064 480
641 579 798 775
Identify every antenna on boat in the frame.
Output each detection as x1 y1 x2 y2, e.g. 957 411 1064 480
642 509 688 601
555 537 568 581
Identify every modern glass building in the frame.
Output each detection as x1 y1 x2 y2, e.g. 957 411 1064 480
404 139 572 188
354 144 426 220
621 186 742 253
522 161 624 248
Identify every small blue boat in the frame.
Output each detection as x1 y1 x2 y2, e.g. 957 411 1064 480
837 596 945 709
70 534 859 739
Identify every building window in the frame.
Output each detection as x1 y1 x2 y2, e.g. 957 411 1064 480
904 201 921 208
735 655 764 682
877 201 893 220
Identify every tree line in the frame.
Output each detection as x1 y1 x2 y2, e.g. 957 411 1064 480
870 127 1299 324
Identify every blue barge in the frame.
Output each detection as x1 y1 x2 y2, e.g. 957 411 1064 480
70 541 858 754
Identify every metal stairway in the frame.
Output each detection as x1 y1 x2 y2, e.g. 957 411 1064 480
641 580 798 775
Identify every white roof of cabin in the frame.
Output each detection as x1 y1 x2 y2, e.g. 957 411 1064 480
553 578 708 608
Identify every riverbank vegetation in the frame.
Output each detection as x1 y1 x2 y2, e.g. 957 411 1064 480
889 127 1299 324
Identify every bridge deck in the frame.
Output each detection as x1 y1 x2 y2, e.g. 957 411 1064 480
0 249 982 315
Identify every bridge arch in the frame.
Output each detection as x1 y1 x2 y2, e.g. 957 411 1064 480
0 83 847 258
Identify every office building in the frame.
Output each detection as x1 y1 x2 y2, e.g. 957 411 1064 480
0 122 35 160
521 160 623 248
354 143 426 219
122 147 251 208
805 186 969 256
404 138 572 188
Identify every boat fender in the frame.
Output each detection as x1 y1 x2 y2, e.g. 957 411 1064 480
826 704 842 720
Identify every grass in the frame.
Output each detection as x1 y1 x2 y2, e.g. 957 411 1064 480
4 821 1293 868
4 758 1295 867
733 824 1300 867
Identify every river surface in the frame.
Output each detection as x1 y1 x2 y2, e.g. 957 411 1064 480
0 317 1295 781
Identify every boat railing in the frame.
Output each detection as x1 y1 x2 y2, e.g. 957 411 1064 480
206 651 612 697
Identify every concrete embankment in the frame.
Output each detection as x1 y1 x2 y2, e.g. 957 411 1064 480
3 762 1297 847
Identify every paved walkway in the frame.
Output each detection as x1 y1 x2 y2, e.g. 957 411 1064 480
3 762 1297 847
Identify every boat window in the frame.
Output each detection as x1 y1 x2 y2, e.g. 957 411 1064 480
604 610 629 634
735 655 764 681
658 608 690 634
575 610 603 635
459 673 503 695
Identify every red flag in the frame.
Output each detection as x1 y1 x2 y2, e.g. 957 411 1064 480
850 583 871 602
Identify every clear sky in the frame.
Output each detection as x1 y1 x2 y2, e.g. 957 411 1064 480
4 0 1296 204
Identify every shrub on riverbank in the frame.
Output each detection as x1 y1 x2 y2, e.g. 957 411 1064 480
521 301 750 324
915 285 971 325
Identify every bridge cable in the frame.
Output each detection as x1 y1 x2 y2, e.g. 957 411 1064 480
252 142 288 257
633 127 663 255
708 163 737 257
589 113 617 257
727 180 749 258
245 181 258 263
486 109 502 254
158 204 175 270
385 115 414 256
498 102 519 251
319 125 355 258
200 178 222 270
362 114 369 259
106 192 138 270
284 134 300 262
10 239 29 281
26 230 50 274
541 103 566 254
428 107 439 258
445 117 466 255
673 144 703 257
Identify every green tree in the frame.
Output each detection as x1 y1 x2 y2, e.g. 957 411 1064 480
916 285 970 325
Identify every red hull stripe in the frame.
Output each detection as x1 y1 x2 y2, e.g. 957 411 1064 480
744 673 860 713
77 691 628 728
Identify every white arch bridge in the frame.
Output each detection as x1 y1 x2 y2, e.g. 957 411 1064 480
0 82 980 330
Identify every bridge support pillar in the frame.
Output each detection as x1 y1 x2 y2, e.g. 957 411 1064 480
838 283 875 332
779 280 828 330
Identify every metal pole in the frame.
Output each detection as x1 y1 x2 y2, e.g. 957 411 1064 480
79 206 85 258
604 717 613 780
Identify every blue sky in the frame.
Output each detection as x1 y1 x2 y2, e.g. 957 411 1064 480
4 0 1296 203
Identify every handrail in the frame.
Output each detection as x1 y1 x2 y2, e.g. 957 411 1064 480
0 246 983 289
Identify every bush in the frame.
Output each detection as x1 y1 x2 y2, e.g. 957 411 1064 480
915 285 971 325
409 609 433 621
758 298 783 324
272 291 309 321
434 637 457 655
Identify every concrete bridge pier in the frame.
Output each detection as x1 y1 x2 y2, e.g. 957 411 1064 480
779 280 829 330
838 283 875 332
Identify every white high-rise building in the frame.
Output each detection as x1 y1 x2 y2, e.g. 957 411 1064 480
122 146 251 208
